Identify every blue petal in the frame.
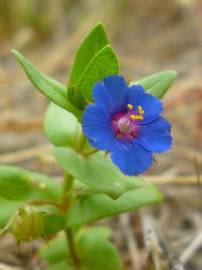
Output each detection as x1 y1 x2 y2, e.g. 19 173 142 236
128 84 163 123
137 117 172 153
93 75 128 114
82 104 114 150
110 140 153 176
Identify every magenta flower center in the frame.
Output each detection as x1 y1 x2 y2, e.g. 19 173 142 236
112 104 144 139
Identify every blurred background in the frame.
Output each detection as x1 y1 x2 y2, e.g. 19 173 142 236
0 0 201 269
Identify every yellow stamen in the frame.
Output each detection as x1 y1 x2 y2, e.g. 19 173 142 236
127 104 134 110
130 114 143 120
138 106 144 115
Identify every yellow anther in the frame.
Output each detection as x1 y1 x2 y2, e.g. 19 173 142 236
130 114 143 120
127 104 134 110
138 106 144 115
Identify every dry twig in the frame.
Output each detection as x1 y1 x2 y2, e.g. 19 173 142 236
144 175 202 185
141 213 163 270
180 231 202 265
119 214 141 270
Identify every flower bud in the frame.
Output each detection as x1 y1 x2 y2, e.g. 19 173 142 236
10 206 44 242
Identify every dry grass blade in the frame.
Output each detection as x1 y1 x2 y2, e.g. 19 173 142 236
0 264 23 270
0 145 51 164
119 214 141 270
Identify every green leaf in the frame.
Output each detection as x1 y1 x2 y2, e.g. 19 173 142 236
43 212 66 235
66 182 163 227
41 227 122 270
0 166 31 201
130 70 177 98
44 103 82 147
0 165 61 201
68 22 109 96
0 196 18 228
43 261 70 270
12 50 82 120
73 45 119 108
0 165 62 228
40 235 69 264
53 147 142 199
78 227 122 270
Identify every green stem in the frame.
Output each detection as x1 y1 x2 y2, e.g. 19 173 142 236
82 148 99 157
61 133 98 268
62 173 79 267
76 133 87 152
63 173 74 194
65 228 80 269
27 199 63 210
62 173 74 212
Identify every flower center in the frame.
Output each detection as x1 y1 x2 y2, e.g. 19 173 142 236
112 103 144 139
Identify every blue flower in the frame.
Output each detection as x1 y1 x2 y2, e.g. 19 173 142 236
82 75 172 176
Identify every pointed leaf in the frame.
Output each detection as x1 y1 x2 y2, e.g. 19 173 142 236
12 50 82 120
130 70 177 98
73 45 119 108
68 22 109 93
